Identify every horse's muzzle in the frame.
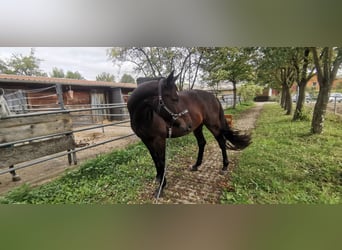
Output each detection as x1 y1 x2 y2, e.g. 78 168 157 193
173 120 192 133
181 123 192 133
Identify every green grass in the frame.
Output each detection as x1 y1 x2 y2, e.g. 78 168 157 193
0 143 156 204
0 118 213 204
221 104 342 204
225 101 255 117
2 102 340 204
0 101 252 204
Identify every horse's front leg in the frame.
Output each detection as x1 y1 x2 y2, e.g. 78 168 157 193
154 143 167 198
142 137 167 197
191 126 206 171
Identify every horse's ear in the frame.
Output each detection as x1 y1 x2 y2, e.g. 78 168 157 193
166 70 175 83
166 70 177 86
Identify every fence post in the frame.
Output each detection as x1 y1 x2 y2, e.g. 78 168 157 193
55 84 65 110
18 89 27 113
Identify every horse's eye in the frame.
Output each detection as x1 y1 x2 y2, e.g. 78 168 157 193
172 92 179 102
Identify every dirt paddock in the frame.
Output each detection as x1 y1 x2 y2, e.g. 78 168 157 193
0 121 138 194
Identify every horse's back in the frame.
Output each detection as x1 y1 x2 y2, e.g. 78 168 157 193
181 89 218 101
180 89 221 112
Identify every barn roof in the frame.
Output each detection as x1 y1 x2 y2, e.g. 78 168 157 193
0 74 137 89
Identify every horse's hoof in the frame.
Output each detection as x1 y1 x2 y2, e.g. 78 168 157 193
12 175 21 182
154 188 164 198
219 167 229 175
189 165 198 171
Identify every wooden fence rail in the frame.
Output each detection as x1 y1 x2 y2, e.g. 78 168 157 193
0 111 77 177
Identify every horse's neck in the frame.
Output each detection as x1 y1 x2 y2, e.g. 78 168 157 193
128 82 159 110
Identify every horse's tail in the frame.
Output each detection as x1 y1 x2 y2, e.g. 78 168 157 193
223 126 251 150
218 101 251 150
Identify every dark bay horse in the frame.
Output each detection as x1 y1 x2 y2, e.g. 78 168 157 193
127 71 251 196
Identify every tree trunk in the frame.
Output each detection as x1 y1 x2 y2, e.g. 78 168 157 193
284 84 292 115
311 47 342 134
293 47 311 121
293 81 307 120
280 85 286 109
311 85 330 134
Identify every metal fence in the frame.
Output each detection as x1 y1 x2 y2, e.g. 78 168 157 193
305 99 342 116
218 94 241 109
329 97 342 115
0 85 135 178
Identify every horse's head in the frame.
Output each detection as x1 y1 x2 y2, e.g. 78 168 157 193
158 71 192 133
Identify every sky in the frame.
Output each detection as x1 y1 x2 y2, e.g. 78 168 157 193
0 47 136 81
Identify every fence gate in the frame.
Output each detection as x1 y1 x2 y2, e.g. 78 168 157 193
91 90 107 123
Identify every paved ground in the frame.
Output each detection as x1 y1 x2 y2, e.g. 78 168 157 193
144 102 265 204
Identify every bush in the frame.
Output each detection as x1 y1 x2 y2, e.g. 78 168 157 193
238 83 263 102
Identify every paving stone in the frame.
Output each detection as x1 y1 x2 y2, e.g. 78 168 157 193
149 103 264 204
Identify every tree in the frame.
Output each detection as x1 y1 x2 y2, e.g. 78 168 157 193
50 67 65 78
50 68 85 80
256 48 296 115
0 48 46 76
96 72 115 82
279 66 296 115
202 47 255 108
0 59 8 73
238 83 263 103
107 47 203 90
120 73 135 83
292 48 315 121
65 70 84 80
311 47 342 134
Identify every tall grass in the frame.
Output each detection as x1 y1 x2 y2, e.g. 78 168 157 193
221 104 342 204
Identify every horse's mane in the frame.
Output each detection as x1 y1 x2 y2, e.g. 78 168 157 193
127 80 159 113
127 79 163 133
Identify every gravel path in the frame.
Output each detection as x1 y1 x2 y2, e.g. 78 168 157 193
147 102 265 204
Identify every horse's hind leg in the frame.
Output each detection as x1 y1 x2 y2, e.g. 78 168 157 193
9 165 21 182
191 125 206 171
215 134 229 171
205 121 229 172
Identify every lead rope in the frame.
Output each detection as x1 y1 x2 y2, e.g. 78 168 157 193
154 126 172 204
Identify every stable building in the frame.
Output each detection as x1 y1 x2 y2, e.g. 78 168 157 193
0 74 137 124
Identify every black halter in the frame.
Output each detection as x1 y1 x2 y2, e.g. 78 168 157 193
157 79 188 122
